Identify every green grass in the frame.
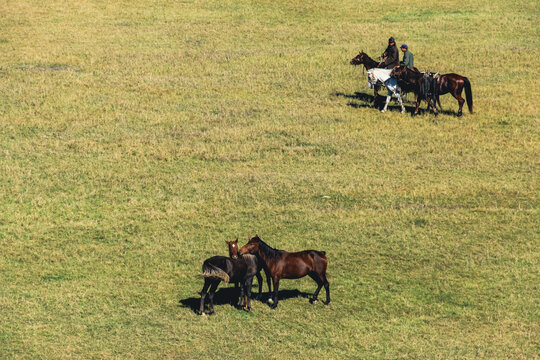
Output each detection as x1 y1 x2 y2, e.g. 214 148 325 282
0 0 539 358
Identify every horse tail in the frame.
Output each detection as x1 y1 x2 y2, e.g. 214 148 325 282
201 262 230 283
463 77 473 113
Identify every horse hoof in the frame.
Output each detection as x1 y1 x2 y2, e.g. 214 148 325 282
435 112 439 117
267 298 274 305
310 299 318 304
323 301 330 306
200 312 207 316
380 110 386 113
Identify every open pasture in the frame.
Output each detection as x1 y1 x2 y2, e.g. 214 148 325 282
0 0 538 358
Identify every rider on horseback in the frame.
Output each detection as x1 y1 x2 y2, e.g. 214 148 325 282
379 37 399 69
400 44 414 68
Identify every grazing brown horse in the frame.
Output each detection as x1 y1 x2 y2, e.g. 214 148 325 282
392 65 473 116
391 65 440 116
199 249 258 315
239 235 330 309
436 73 473 116
227 239 272 301
350 50 418 107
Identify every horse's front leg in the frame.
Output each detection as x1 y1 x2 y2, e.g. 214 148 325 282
396 92 405 113
254 271 263 300
270 278 280 309
237 282 245 309
381 94 391 113
371 88 378 107
244 276 253 311
264 268 272 302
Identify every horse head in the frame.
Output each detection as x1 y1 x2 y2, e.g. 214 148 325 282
226 238 239 259
239 235 261 256
350 50 365 65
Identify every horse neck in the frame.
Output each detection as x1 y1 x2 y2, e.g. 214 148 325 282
406 69 423 81
254 240 280 267
362 54 378 70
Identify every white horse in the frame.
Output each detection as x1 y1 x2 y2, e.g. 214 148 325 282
367 68 405 113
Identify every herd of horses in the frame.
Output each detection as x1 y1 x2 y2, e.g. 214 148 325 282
196 51 474 316
198 236 330 315
350 51 473 117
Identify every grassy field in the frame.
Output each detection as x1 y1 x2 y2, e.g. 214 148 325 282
0 0 539 358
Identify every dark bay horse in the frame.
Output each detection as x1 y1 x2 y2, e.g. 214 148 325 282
391 65 440 116
199 249 258 315
350 50 418 107
239 235 329 309
436 73 473 116
392 65 473 116
227 239 272 301
350 50 379 71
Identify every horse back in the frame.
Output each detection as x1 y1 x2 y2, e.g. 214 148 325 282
438 73 466 94
276 250 327 278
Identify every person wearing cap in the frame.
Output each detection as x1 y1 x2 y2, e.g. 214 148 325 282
400 44 414 68
379 37 399 69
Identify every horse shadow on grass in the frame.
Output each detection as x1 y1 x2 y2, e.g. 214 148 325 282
333 91 457 116
179 285 310 314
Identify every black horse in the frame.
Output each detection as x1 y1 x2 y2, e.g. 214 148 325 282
227 239 272 301
199 253 258 315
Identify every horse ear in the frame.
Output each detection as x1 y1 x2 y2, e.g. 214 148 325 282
235 237 238 243
225 240 229 244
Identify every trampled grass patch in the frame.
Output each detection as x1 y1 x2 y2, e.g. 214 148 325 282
0 0 538 358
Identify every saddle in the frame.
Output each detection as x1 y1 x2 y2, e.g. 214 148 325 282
420 71 439 99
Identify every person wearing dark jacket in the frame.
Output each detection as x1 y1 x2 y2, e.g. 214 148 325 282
380 37 399 69
400 44 414 68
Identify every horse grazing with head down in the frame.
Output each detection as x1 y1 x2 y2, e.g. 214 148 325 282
239 235 330 309
436 73 473 116
391 65 440 116
392 65 473 116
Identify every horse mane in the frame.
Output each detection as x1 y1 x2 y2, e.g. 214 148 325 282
252 235 279 260
405 66 423 79
362 51 378 68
